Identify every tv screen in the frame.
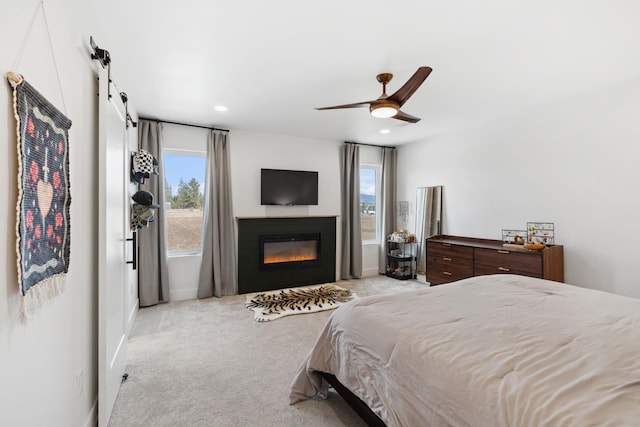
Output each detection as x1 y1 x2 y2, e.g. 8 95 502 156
261 168 318 205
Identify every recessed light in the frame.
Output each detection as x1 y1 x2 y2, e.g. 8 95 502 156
379 129 390 134
214 105 228 112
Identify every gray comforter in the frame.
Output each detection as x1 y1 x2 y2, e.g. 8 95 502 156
290 274 640 426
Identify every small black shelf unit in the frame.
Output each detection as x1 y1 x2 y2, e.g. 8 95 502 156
385 241 417 280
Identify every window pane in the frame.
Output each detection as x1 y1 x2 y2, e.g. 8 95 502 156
360 167 377 241
163 154 206 253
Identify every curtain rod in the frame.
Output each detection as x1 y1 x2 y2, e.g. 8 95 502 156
345 141 396 149
139 117 229 133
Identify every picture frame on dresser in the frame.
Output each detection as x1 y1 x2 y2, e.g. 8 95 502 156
527 222 555 244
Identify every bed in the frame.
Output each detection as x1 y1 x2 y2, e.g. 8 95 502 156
289 274 640 426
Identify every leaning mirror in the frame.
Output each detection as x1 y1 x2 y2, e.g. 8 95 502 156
415 186 443 279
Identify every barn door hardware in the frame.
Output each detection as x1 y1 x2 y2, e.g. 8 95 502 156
90 36 113 99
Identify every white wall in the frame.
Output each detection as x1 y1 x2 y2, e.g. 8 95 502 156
231 130 344 281
1 0 107 426
230 130 342 219
397 78 640 298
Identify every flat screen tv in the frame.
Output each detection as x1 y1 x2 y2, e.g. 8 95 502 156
261 168 318 206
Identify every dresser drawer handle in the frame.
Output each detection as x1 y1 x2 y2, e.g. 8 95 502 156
443 271 452 276
442 257 452 261
498 267 510 272
442 243 452 247
497 250 510 254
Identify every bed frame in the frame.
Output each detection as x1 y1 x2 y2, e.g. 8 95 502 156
320 372 386 427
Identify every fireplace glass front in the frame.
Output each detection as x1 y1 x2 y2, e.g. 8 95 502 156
259 233 320 270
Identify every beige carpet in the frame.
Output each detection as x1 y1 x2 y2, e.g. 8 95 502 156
108 275 428 427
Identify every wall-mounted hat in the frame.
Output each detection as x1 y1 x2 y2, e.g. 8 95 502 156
130 203 156 231
132 149 159 183
132 190 160 208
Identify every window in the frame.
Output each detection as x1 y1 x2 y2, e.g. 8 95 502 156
163 150 206 255
360 165 380 242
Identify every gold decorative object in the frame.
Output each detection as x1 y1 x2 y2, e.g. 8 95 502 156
524 243 546 251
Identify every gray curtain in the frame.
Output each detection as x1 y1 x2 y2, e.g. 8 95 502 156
378 147 397 274
138 120 170 306
340 143 362 279
197 130 237 298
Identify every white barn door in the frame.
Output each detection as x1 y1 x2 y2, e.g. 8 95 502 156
124 105 139 334
97 67 129 426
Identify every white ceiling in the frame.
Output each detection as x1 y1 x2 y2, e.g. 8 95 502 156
94 0 640 145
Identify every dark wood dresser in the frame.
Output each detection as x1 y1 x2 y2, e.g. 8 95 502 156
426 235 564 285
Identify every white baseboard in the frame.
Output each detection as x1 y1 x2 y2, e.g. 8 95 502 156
126 299 138 336
335 267 380 280
85 398 98 427
362 267 381 277
170 288 198 301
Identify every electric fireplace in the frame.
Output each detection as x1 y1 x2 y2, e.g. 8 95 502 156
237 216 337 294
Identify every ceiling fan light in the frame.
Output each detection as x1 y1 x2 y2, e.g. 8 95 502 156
370 101 398 118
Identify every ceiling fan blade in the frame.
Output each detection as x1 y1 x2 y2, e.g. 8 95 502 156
393 110 421 123
315 100 376 110
387 66 432 107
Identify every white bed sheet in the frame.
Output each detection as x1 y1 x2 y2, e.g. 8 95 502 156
290 274 640 426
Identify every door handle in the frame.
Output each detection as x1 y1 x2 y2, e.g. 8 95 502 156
126 231 137 270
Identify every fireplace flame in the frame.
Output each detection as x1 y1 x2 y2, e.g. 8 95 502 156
264 252 317 264
263 240 318 264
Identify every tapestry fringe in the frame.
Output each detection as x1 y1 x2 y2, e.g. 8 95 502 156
21 273 67 322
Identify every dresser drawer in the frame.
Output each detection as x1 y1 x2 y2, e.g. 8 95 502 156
426 256 473 285
426 241 474 285
474 247 542 277
426 241 473 261
473 263 543 279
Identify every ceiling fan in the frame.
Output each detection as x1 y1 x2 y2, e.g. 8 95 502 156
316 66 432 123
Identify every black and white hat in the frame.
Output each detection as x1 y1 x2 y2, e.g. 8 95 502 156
132 149 159 183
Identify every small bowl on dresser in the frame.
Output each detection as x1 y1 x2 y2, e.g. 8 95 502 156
524 243 546 251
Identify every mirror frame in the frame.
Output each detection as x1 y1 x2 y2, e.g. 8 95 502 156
415 186 443 277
